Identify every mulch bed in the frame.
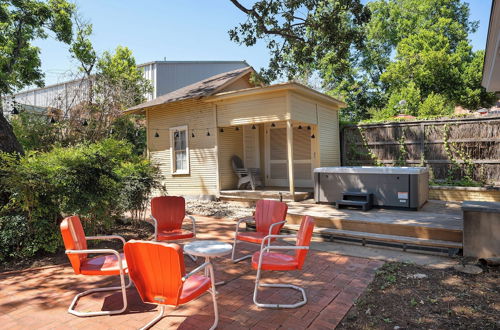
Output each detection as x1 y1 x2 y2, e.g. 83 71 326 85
337 261 500 330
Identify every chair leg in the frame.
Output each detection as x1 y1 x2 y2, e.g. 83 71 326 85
231 238 252 263
253 269 307 309
208 264 219 330
140 305 165 330
68 273 132 317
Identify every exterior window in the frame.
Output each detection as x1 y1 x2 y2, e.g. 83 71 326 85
170 125 189 174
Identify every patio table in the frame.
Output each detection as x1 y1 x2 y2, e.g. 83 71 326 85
184 240 232 286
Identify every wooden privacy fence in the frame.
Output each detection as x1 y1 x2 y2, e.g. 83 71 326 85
341 116 500 185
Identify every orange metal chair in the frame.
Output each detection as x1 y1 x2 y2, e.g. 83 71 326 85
252 215 315 308
124 240 218 330
231 199 288 262
150 196 197 261
60 215 131 317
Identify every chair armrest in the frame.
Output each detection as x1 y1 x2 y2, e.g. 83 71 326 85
268 220 286 236
181 261 211 282
65 248 126 273
235 216 255 237
86 235 126 246
185 215 196 237
259 234 296 251
150 215 158 241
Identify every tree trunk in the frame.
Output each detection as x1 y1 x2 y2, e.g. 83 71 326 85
0 111 24 155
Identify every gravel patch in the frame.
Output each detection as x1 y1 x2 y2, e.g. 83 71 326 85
186 200 254 219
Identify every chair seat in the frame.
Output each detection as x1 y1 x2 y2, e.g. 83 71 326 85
80 253 127 275
178 275 211 304
157 229 194 241
252 251 299 271
237 231 277 244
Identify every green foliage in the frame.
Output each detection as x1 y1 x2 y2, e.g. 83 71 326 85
228 0 370 83
229 0 495 120
418 93 453 117
0 0 75 94
10 109 59 151
0 139 164 261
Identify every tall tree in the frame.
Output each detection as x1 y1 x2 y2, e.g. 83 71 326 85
228 0 370 83
0 0 74 154
229 0 494 122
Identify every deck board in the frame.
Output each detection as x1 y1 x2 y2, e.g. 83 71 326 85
287 200 463 231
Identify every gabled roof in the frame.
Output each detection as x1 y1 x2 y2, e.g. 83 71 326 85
482 0 500 92
206 82 346 108
125 66 254 113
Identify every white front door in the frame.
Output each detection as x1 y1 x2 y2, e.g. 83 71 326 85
265 123 314 187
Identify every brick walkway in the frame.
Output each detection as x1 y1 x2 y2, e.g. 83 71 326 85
0 216 383 329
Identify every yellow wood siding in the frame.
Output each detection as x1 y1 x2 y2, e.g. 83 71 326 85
317 105 340 167
215 92 288 126
218 127 243 190
219 73 253 92
148 99 218 196
289 93 318 124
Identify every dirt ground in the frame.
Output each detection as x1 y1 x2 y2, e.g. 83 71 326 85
337 262 500 330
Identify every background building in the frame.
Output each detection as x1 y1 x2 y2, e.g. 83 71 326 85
2 60 249 117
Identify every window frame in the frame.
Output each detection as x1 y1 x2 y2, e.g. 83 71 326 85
169 125 190 175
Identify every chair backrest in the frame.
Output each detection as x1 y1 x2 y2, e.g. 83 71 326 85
254 200 288 235
60 215 88 275
151 196 186 232
124 240 186 306
231 155 245 171
295 216 315 269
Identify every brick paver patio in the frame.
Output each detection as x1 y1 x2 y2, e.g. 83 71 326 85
0 216 383 329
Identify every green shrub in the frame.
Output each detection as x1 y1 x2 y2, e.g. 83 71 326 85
418 93 454 117
0 138 164 261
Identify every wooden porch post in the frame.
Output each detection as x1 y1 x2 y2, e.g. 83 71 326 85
286 120 296 201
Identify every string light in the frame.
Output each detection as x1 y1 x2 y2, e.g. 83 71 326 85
220 128 224 133
298 125 302 129
191 130 195 138
252 124 256 129
311 134 315 139
154 130 159 138
307 126 311 130
206 129 210 137
271 123 276 127
235 126 239 131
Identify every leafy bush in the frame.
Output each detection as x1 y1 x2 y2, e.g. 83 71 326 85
0 138 164 261
418 93 453 117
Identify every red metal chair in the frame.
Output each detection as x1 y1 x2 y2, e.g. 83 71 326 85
252 215 315 308
124 240 218 330
231 199 288 262
150 196 197 261
60 215 131 317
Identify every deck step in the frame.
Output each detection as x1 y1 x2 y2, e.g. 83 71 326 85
336 199 372 211
283 224 463 250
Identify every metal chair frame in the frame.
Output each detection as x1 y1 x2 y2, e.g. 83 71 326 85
253 234 309 309
231 216 286 263
150 214 198 262
65 235 132 317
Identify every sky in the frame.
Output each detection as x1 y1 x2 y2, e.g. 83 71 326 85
36 0 493 86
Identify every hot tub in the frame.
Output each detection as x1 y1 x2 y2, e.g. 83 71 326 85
313 166 429 210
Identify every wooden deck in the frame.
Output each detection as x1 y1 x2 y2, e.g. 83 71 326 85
283 200 463 251
220 187 313 203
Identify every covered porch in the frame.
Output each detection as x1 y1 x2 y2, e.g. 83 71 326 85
208 82 344 201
